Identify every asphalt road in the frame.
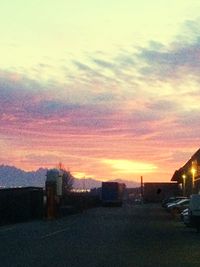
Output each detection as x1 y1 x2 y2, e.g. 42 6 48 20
0 203 200 267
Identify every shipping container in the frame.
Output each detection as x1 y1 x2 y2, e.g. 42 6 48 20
101 182 126 207
0 187 44 224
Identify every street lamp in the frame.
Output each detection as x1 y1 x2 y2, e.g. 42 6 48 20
182 174 186 196
191 167 196 193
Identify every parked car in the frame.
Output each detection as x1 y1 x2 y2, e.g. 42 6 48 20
162 196 187 209
189 194 200 232
180 208 191 226
167 198 190 214
165 198 186 210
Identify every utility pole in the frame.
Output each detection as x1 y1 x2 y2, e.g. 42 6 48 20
140 176 144 201
182 174 186 196
83 176 86 191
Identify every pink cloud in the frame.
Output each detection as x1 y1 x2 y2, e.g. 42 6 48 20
1 27 200 182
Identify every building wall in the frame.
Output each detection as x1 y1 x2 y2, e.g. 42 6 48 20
171 149 200 195
143 183 180 203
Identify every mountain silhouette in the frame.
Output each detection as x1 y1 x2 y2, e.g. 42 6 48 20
0 165 139 189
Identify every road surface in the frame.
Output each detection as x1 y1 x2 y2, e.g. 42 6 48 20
0 203 200 267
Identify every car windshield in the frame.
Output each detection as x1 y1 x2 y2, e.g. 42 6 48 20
176 199 189 205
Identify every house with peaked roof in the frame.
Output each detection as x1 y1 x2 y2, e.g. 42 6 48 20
171 148 200 196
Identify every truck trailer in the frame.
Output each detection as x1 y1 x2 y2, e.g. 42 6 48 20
101 182 126 207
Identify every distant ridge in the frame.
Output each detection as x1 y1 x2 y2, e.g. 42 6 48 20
0 165 47 188
0 165 139 189
110 179 140 188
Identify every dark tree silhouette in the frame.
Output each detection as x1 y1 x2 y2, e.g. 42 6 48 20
62 171 74 194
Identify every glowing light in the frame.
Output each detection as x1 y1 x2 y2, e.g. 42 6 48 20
102 159 157 174
182 174 186 179
191 167 196 175
72 172 95 179
71 189 90 193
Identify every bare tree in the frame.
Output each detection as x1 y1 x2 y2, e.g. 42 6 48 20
62 171 74 194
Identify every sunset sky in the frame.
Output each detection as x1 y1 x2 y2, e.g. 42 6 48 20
1 0 200 183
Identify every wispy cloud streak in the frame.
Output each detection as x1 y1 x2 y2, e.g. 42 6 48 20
1 19 200 180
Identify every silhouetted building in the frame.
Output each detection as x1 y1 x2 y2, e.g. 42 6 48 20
171 148 200 195
143 182 180 202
